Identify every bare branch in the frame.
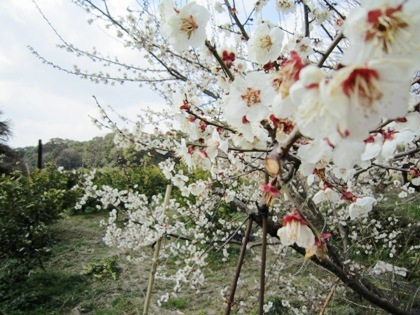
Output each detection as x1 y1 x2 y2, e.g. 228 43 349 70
223 0 250 41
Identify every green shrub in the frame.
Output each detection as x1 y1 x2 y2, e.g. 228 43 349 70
81 256 121 280
0 165 80 270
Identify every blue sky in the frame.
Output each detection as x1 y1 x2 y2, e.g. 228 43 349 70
0 0 162 148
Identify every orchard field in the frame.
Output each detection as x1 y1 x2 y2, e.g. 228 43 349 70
0 151 419 314
2 0 420 314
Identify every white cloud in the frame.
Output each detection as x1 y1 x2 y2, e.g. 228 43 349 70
0 0 164 148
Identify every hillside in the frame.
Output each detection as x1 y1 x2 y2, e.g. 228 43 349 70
15 133 152 170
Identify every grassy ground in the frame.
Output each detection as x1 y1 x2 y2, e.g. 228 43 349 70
1 197 418 315
0 212 236 315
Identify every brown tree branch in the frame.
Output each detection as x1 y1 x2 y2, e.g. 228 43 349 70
259 205 268 315
185 109 236 133
303 4 311 38
320 24 344 54
317 31 344 68
223 0 250 41
224 218 253 315
392 147 420 160
323 0 346 20
205 40 235 81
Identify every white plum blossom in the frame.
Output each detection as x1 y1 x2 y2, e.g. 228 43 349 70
290 65 336 139
349 196 377 220
313 185 340 204
276 0 295 14
223 189 236 203
321 59 412 141
412 175 420 187
343 0 420 67
362 134 384 161
272 51 306 118
277 210 315 249
310 5 331 24
161 1 210 52
389 111 420 136
159 159 175 180
248 23 284 65
297 139 333 176
172 172 189 188
331 167 356 182
205 129 229 161
362 125 416 161
188 180 208 197
191 149 212 170
380 129 415 160
289 36 314 59
230 123 270 148
224 72 275 128
175 139 193 168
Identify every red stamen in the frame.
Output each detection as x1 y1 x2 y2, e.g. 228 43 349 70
342 68 379 97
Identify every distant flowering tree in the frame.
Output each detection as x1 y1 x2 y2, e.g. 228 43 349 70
34 0 419 314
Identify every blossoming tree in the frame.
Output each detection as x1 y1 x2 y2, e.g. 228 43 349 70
34 0 419 313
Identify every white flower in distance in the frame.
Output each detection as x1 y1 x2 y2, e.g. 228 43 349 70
224 72 275 128
231 122 270 148
248 23 284 65
191 149 211 170
349 196 376 220
206 129 229 162
322 59 412 141
172 172 189 188
188 180 207 196
313 185 340 204
410 169 420 187
343 0 420 66
290 36 314 60
276 0 295 14
161 1 210 52
277 209 315 249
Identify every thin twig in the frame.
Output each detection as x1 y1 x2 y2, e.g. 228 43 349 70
277 128 302 158
303 4 310 37
392 147 420 160
317 32 344 68
224 0 250 41
321 24 343 54
319 283 337 315
323 0 346 20
259 212 268 315
186 109 236 133
205 40 235 81
224 218 253 315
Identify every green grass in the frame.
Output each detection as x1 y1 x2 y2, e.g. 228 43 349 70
1 196 419 315
162 297 188 310
0 271 89 315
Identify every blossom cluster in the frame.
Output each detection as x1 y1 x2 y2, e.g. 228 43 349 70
76 0 419 311
150 0 419 255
